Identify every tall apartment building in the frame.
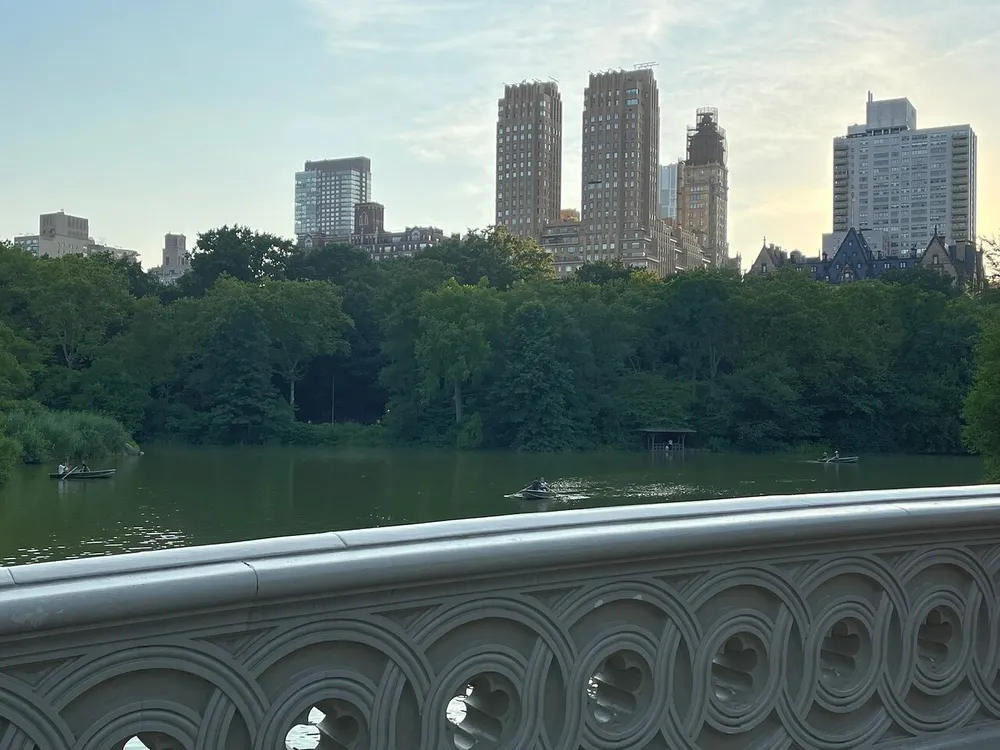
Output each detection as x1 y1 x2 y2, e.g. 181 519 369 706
294 157 372 240
494 81 562 239
580 68 661 274
832 94 976 253
677 108 729 267
659 162 681 220
35 211 91 258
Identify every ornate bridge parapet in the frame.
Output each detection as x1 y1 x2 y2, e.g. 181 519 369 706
3 485 1000 749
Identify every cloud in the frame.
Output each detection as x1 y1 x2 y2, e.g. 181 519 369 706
394 97 495 163
301 0 1000 255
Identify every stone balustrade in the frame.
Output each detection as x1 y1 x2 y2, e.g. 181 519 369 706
3 485 1000 749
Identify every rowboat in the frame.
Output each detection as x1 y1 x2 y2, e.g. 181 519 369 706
49 469 117 480
521 488 558 500
809 456 859 464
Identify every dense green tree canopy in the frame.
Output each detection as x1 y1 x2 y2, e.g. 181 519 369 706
964 310 1000 480
0 226 997 470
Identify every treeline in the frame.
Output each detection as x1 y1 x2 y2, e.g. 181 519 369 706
1 226 998 467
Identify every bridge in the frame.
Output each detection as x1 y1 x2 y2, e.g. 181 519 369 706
2 485 1000 749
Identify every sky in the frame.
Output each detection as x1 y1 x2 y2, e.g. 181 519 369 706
0 0 997 269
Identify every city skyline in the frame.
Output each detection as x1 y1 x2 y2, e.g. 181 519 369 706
1 0 998 268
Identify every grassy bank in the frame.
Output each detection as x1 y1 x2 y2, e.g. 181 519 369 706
0 401 134 468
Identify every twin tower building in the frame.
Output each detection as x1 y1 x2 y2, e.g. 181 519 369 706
494 69 730 278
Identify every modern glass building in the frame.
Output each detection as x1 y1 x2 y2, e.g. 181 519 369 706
659 162 679 220
294 157 371 240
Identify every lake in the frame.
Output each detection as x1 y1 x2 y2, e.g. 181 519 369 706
0 446 987 748
0 446 987 567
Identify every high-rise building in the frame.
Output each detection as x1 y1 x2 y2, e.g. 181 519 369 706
38 211 91 258
659 162 681 220
677 108 729 267
294 157 372 240
832 94 976 253
494 81 562 239
580 68 661 274
152 233 189 284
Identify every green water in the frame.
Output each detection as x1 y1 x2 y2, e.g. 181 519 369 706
0 447 986 566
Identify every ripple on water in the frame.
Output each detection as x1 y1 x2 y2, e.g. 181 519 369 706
1 527 189 567
615 482 712 500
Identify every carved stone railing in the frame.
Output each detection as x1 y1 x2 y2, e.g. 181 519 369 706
4 485 1000 749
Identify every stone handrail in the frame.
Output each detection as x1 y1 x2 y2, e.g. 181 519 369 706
3 485 1000 748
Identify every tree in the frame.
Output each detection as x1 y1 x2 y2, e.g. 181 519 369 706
572 260 658 285
964 312 1000 479
0 220 990 457
73 297 178 435
414 279 502 425
984 235 999 288
0 242 38 326
174 226 299 297
880 265 959 297
286 242 372 285
656 270 741 394
493 300 583 451
185 285 291 444
0 322 33 402
87 250 164 298
418 227 554 289
259 279 353 410
26 254 131 370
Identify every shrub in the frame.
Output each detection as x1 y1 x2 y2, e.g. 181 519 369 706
280 421 389 448
0 434 18 486
1 404 133 464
